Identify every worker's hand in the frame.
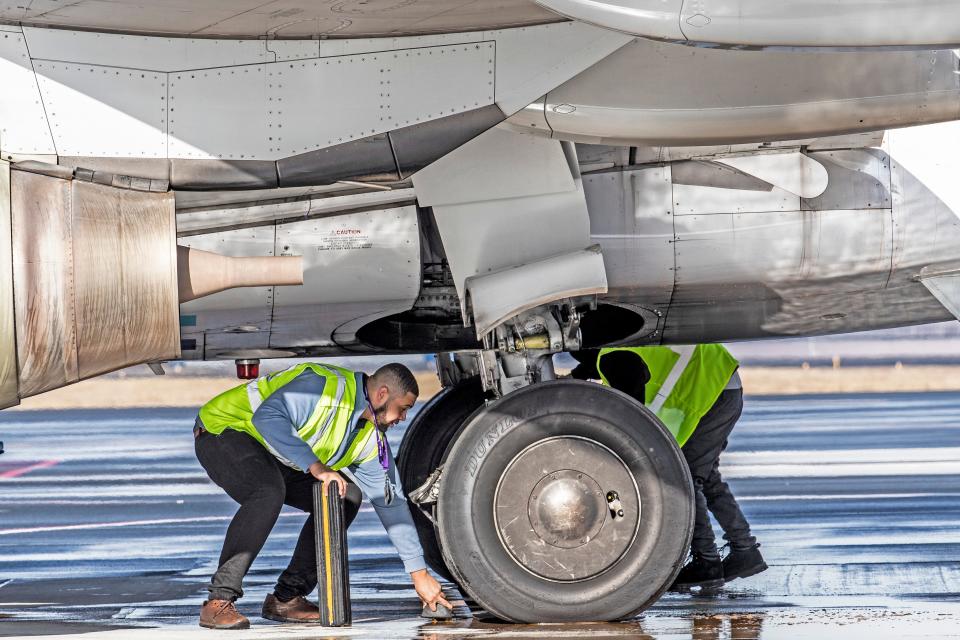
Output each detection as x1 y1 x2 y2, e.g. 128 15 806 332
308 461 346 498
411 569 452 612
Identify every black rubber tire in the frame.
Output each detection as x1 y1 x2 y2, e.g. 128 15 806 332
437 379 694 623
397 376 486 582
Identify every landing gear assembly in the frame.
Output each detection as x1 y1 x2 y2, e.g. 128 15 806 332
397 303 694 622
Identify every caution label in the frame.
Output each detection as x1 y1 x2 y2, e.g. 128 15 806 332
317 228 373 251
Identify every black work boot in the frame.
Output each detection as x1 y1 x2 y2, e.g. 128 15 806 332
669 553 724 593
722 544 768 582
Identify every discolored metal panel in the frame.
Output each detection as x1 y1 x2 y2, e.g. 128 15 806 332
0 160 17 408
72 181 125 378
71 181 179 379
11 169 179 398
11 170 78 397
114 185 180 369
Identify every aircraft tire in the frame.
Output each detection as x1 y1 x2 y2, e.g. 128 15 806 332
397 376 486 582
437 379 693 622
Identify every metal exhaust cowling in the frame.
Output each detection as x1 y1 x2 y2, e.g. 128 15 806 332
0 162 180 408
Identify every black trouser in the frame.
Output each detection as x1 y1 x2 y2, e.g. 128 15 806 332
681 388 756 558
195 427 363 602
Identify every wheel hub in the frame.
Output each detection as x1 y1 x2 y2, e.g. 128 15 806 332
494 436 641 582
529 470 605 548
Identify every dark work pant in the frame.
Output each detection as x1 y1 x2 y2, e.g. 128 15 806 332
681 388 756 558
195 427 363 602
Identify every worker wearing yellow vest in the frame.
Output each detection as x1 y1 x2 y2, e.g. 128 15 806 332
571 345 766 593
193 362 451 630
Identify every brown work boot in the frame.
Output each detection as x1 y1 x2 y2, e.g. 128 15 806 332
261 593 321 623
199 599 250 630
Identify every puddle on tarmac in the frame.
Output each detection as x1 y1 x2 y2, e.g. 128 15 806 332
414 614 766 639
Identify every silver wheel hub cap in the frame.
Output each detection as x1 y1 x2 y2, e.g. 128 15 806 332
494 436 641 582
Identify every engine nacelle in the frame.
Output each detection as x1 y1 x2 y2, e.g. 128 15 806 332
0 161 180 408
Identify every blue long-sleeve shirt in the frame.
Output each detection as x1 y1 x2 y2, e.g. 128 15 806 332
228 369 427 574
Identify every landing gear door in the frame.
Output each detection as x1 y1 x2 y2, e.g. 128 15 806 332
412 127 608 338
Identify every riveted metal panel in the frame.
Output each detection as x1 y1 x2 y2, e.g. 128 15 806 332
11 170 78 396
168 64 268 160
803 150 892 212
584 167 674 305
0 160 17 408
672 167 799 216
674 211 804 286
274 206 420 305
673 208 892 289
388 42 494 129
269 55 385 157
179 227 277 353
34 61 167 157
270 206 420 348
0 31 56 155
267 40 319 62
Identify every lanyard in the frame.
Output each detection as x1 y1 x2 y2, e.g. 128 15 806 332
364 383 395 505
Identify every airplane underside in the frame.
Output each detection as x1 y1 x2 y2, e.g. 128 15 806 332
3 3 960 622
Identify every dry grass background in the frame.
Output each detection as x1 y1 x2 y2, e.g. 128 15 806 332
9 365 960 410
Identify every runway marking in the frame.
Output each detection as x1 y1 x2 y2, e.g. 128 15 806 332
722 460 960 478
0 460 60 478
0 512 304 536
738 492 960 501
723 447 960 464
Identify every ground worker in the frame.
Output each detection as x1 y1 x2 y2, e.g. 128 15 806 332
192 361 451 629
571 345 767 593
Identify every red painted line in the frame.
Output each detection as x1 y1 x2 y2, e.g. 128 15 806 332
0 459 60 479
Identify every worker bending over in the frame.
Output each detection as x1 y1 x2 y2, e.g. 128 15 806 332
193 362 451 629
572 345 767 592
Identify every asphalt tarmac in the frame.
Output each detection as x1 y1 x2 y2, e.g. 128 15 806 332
1 392 959 639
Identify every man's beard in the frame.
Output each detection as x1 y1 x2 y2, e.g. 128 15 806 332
374 402 392 429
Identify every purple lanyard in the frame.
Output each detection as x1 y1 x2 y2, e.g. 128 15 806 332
364 385 394 504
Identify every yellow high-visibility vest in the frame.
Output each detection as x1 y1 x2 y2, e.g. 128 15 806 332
598 345 738 446
198 363 378 470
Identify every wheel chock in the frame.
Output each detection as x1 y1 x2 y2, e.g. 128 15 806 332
314 481 351 626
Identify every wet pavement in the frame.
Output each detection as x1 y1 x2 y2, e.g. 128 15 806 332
1 392 959 638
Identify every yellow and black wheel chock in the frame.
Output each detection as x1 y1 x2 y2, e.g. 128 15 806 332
314 481 352 627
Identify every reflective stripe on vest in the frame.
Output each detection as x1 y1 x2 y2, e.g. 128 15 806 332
198 362 378 471
597 345 738 447
246 380 263 413
648 345 695 413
